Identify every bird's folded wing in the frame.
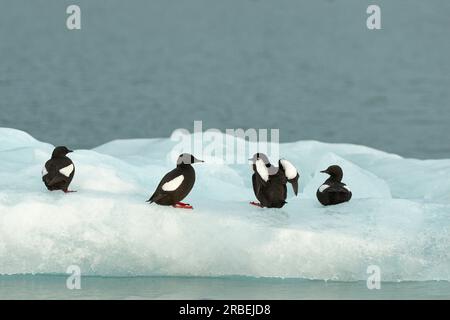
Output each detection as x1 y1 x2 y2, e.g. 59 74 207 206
46 174 67 187
148 192 168 203
59 164 74 177
162 175 184 191
321 185 349 193
252 173 263 196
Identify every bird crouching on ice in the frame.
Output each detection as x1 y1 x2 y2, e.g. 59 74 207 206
42 146 76 193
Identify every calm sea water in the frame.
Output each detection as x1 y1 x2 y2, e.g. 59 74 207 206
1 275 449 300
0 0 450 159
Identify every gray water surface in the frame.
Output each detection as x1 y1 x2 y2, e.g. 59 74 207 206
1 275 449 300
1 0 450 158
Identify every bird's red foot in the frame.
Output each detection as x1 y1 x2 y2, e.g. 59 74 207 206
63 190 77 193
173 202 193 209
250 201 263 208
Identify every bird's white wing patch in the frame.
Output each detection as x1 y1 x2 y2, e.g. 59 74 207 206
343 185 351 192
42 167 48 176
255 159 269 182
59 164 74 177
319 184 330 192
280 159 298 180
162 175 184 191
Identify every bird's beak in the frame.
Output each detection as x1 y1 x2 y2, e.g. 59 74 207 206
68 150 74 153
320 170 327 174
194 157 204 163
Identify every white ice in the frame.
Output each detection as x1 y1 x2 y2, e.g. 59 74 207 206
0 128 449 281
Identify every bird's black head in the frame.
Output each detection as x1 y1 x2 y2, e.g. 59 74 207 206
176 153 204 165
320 165 343 181
52 146 73 158
249 153 271 167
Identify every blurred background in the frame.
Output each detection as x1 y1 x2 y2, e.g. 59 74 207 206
0 0 449 158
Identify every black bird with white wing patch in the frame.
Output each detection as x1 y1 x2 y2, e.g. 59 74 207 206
42 146 76 193
316 165 352 206
249 153 299 208
147 153 204 209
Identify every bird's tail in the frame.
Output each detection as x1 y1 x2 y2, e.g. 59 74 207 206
146 193 155 203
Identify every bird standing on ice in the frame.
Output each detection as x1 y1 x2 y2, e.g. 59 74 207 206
249 153 299 208
42 146 76 193
316 165 352 206
147 153 204 209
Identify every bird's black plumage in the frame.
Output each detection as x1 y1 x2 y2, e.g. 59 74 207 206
250 153 299 208
147 153 203 207
316 165 352 206
42 146 75 192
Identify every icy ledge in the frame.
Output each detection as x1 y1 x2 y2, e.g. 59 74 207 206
0 128 449 281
